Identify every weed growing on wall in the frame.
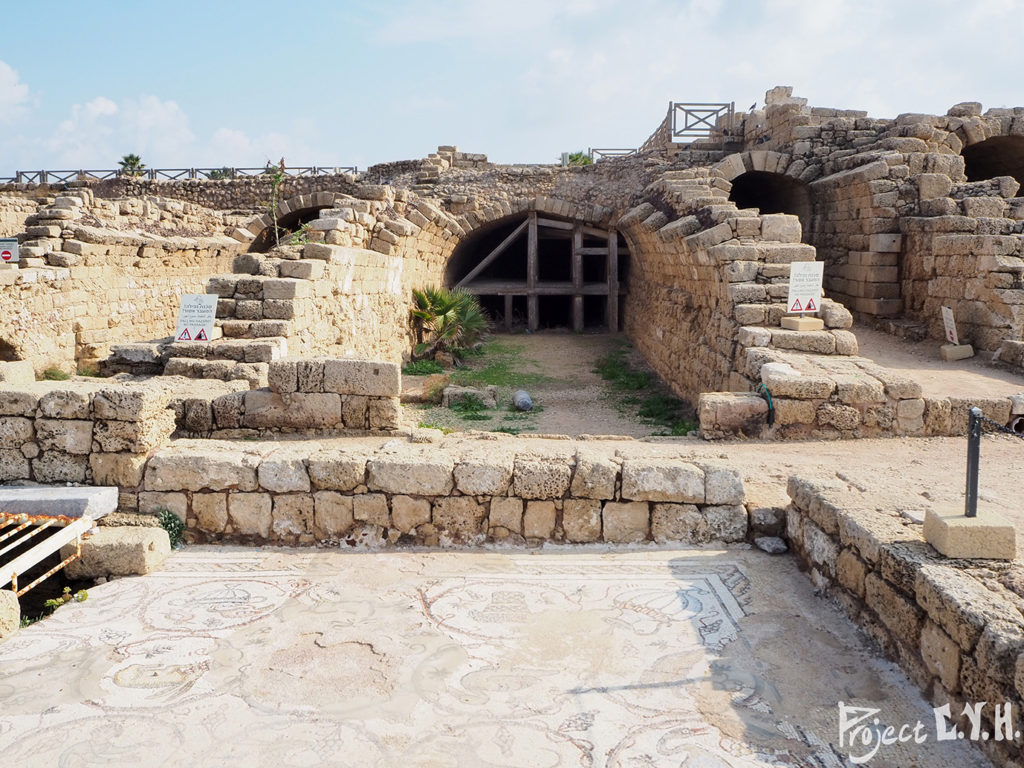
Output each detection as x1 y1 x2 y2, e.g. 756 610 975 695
157 509 185 549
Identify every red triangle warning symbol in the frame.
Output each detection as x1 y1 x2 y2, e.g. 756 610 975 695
789 299 803 312
195 328 208 341
805 298 817 312
177 328 192 341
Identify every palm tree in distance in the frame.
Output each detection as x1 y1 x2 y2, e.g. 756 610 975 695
118 153 146 178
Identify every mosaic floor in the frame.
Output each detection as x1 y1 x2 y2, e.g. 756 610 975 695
0 546 991 767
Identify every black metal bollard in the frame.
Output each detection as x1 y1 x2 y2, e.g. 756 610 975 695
965 406 982 518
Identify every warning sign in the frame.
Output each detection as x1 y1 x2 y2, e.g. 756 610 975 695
174 294 217 344
787 261 824 315
941 305 959 346
0 238 19 264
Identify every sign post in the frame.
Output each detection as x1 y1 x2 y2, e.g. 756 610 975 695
782 261 824 331
0 238 19 265
939 305 974 361
174 294 218 343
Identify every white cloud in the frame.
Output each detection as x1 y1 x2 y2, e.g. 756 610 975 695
0 61 30 123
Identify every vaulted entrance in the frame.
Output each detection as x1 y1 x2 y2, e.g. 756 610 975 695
445 212 629 332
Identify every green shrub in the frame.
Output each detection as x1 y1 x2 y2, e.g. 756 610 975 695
402 359 444 376
40 367 71 381
410 286 489 361
157 509 185 548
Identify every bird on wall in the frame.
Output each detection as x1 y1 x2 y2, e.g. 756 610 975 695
749 103 757 111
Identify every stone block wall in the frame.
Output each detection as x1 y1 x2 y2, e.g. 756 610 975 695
136 437 749 547
786 476 1024 768
0 196 39 237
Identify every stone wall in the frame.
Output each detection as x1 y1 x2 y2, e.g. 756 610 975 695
137 436 749 548
0 196 39 237
786 475 1024 768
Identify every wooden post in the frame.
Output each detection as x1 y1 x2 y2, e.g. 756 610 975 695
504 294 513 332
572 223 583 331
527 212 538 331
607 228 619 332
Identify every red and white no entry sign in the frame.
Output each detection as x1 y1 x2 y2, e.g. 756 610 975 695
0 251 11 262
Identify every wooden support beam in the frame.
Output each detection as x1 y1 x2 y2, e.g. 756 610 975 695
455 218 529 288
536 217 574 230
504 294 513 332
527 212 538 331
576 247 608 256
572 223 583 331
582 225 611 238
607 228 619 332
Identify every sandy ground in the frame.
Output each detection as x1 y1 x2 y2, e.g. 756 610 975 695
0 546 992 767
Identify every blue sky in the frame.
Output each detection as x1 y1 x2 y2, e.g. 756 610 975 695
1 0 1022 173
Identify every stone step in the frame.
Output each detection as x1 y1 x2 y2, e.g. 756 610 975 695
217 319 294 339
165 336 289 364
163 357 268 389
216 296 298 321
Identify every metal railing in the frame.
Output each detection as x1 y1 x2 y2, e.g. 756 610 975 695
588 148 638 161
670 102 736 143
0 165 359 184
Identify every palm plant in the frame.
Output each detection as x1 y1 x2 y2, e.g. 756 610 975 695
118 153 146 178
410 286 489 361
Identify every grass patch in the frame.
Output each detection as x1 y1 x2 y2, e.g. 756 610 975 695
595 342 696 436
451 341 550 389
417 421 454 434
402 359 444 376
40 367 71 381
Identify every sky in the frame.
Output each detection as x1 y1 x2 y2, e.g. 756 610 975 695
0 0 1022 174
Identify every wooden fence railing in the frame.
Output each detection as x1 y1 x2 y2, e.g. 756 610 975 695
0 166 358 184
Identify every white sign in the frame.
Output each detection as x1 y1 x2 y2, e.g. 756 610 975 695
174 294 217 343
787 261 824 314
0 238 19 264
941 305 959 346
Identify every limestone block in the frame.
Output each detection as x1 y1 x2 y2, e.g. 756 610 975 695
562 499 601 542
342 395 368 429
738 326 772 348
924 508 1015 560
524 501 557 539
921 620 962 692
280 260 326 280
35 418 92 454
869 233 902 253
272 494 314 537
242 391 342 430
0 361 34 386
228 493 272 537
433 496 487 538
760 213 801 242
836 549 867 597
0 416 33 447
212 392 245 429
817 403 860 431
831 330 859 355
512 457 572 499
38 389 91 419
267 360 298 394
833 374 885 405
145 449 260 492
138 491 188 521
603 501 650 543
262 278 310 300
353 493 389 527
295 361 325 393
704 504 748 542
454 454 513 496
773 398 816 426
313 491 354 538
820 300 854 330
770 329 837 355
700 464 745 505
917 173 953 200
569 450 618 500
307 452 366 491
0 589 18 641
651 503 706 544
323 359 400 397
193 493 228 533
866 572 924 647
896 398 926 433
391 495 431 533
33 452 87 483
367 398 400 430
0 390 39 417
489 497 523 535
93 411 176 453
621 459 704 503
64 527 170 579
93 386 168 421
698 392 769 437
89 453 147 488
258 457 311 492
368 453 454 495
762 368 835 399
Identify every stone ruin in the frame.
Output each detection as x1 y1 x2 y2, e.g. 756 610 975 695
3 85 1024 764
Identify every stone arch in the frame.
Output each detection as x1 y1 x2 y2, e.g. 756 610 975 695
238 192 351 252
714 152 811 240
444 197 627 332
960 134 1024 187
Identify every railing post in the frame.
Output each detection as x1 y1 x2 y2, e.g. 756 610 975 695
965 406 983 518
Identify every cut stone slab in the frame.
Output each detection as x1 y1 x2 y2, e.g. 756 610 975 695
924 508 1015 559
0 486 116 520
62 526 171 579
940 343 974 361
0 589 17 640
781 316 824 332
